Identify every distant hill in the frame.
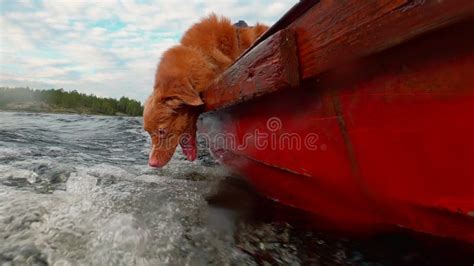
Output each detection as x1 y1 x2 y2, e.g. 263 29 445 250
0 87 143 116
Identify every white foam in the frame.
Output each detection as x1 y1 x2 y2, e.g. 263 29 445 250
0 147 30 159
0 165 38 183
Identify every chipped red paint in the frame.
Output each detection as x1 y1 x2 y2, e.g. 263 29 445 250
199 0 474 243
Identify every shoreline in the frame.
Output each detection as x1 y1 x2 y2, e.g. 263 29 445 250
0 87 144 117
0 108 142 118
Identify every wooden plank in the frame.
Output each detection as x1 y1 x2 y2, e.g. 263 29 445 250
292 0 474 79
203 29 299 111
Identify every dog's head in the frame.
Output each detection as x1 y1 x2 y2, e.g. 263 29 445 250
143 82 203 167
144 45 215 168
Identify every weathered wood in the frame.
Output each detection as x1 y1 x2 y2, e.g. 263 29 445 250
292 0 474 79
203 29 299 111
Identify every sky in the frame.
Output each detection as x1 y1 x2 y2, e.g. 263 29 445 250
0 0 297 102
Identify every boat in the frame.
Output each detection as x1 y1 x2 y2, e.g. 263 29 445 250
197 0 474 243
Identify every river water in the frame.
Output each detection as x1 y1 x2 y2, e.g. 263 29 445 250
0 111 471 265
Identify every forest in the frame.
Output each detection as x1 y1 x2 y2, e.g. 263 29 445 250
0 87 143 116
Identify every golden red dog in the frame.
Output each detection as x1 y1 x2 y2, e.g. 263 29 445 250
144 14 268 167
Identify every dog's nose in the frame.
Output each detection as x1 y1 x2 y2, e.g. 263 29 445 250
148 155 165 168
148 149 165 168
148 160 158 167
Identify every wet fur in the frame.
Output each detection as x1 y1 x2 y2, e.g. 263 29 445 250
144 14 268 167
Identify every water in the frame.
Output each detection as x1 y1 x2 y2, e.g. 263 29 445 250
0 111 472 265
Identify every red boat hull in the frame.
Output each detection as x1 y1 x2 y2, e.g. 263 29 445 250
199 22 474 243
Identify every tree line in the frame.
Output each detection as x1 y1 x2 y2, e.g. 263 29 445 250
0 87 143 116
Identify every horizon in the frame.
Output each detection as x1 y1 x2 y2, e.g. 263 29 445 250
0 0 297 103
1 86 144 103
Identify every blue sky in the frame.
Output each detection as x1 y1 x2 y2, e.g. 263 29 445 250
0 0 297 102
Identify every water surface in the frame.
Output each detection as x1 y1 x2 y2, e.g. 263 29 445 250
0 111 471 265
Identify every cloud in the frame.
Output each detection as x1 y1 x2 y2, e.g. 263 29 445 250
0 0 297 102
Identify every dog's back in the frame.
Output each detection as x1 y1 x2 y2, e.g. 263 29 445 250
155 45 218 94
181 14 238 70
238 23 268 54
181 14 268 72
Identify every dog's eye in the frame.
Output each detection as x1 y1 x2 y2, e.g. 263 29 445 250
151 128 167 139
158 128 167 137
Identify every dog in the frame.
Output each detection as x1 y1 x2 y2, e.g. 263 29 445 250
144 14 268 167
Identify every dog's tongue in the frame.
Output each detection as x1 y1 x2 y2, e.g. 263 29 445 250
180 134 197 161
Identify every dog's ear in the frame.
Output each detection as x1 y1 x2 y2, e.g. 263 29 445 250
156 80 204 107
